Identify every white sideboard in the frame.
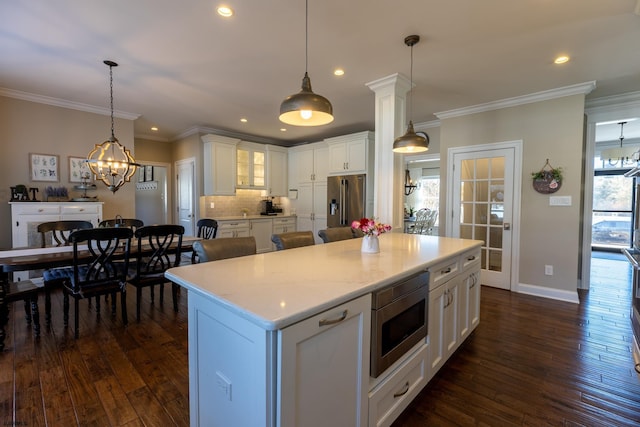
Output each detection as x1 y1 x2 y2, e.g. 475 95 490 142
10 201 103 248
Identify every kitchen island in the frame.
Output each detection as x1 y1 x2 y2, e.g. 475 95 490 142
165 233 482 427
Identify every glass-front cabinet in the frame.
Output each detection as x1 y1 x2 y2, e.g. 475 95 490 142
237 141 266 189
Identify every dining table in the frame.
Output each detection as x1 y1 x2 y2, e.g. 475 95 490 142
0 235 199 350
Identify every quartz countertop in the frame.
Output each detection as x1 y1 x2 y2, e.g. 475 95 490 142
165 234 482 331
214 214 296 221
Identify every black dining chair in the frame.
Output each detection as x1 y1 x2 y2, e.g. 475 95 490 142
129 224 185 321
38 220 94 325
271 231 315 251
192 219 218 263
62 227 133 338
99 218 144 232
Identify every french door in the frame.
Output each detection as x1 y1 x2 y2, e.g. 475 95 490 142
448 142 521 290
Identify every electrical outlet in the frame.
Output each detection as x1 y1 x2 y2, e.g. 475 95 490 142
210 202 215 209
545 265 553 276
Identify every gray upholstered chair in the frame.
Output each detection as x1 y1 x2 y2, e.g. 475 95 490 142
317 227 355 243
192 237 257 262
271 231 315 251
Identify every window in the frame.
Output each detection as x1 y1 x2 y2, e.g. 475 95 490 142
592 171 634 248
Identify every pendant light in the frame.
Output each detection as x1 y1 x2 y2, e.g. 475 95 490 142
600 121 638 167
86 60 139 193
393 35 429 153
404 169 417 195
279 0 333 126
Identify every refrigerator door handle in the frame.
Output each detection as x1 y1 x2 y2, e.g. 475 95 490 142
340 179 346 225
342 179 349 225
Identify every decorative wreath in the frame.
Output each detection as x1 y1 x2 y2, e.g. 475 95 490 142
531 159 562 194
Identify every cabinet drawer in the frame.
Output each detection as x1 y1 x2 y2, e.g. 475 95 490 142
15 204 60 215
61 205 100 215
368 343 428 427
218 220 250 230
461 247 481 272
429 258 459 290
273 217 296 226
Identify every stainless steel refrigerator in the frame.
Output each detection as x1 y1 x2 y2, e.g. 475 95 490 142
327 174 366 227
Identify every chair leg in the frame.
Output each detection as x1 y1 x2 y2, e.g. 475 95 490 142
160 284 164 305
136 287 142 322
95 295 101 314
150 285 155 303
63 293 69 326
23 300 32 324
74 298 79 339
111 292 117 315
45 288 52 325
30 296 40 336
172 283 179 313
121 291 128 326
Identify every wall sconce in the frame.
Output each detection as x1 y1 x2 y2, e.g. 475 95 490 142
404 169 417 196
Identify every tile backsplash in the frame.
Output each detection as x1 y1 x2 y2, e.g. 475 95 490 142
200 189 291 218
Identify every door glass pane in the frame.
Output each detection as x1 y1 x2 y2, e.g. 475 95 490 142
475 203 488 224
237 149 249 186
461 182 474 202
474 226 487 244
476 181 489 202
488 249 502 271
461 159 474 180
592 174 633 248
491 157 505 179
489 226 503 249
460 224 473 239
461 202 474 224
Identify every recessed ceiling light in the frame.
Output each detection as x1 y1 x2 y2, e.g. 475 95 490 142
240 118 247 123
334 68 345 76
554 55 570 64
151 126 158 131
280 128 287 132
217 6 233 17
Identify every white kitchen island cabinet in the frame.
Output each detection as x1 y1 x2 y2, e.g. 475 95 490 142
165 234 482 427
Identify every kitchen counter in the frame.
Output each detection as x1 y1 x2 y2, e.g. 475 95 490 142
212 213 295 221
165 233 482 426
166 233 481 330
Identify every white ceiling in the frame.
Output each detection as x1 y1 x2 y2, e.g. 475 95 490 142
1 0 640 146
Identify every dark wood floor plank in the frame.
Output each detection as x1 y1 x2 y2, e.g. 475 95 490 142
94 375 139 426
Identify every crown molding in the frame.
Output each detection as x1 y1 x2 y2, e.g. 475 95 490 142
0 87 140 120
174 125 283 145
134 133 170 142
435 81 596 120
585 90 640 112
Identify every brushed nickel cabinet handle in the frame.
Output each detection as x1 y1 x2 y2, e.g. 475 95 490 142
393 381 410 398
318 310 348 327
467 255 476 261
441 267 452 274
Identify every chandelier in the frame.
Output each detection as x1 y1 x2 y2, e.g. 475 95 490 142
600 121 639 167
87 60 139 193
404 169 417 196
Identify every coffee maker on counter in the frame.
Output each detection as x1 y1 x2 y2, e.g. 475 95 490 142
261 197 282 216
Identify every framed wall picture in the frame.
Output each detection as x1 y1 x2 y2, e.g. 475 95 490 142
138 167 145 182
30 153 59 182
145 165 154 182
68 156 93 183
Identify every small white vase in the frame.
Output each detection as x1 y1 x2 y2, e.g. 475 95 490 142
361 235 380 253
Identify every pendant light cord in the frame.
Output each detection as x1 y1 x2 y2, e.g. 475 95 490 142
409 41 414 123
305 0 308 74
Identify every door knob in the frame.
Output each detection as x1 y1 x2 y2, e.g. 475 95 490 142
504 223 511 230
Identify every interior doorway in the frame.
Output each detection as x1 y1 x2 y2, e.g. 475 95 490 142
135 162 170 227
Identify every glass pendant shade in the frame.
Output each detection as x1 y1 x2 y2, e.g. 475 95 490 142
86 60 138 193
393 121 429 153
279 72 333 126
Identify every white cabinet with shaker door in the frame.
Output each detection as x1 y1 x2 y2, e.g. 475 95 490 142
202 134 239 196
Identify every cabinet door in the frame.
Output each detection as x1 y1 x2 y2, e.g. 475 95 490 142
428 283 447 376
314 146 329 182
250 219 273 253
268 149 288 196
291 149 315 184
13 214 60 248
278 294 371 427
203 140 237 196
328 142 348 173
346 138 366 172
312 181 327 244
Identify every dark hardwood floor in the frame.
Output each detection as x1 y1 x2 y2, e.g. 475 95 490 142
2 252 640 426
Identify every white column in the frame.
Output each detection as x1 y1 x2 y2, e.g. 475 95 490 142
365 73 411 231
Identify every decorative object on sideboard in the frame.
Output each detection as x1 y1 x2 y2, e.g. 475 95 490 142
10 185 38 201
71 175 98 202
44 186 68 202
532 159 563 194
29 153 59 182
279 0 333 127
393 35 429 154
404 169 417 196
86 60 140 193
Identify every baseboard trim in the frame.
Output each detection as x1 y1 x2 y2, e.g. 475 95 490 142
516 283 580 304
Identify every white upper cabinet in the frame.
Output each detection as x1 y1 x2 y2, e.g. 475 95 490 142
289 142 329 185
267 145 288 196
237 141 266 189
325 131 374 175
202 134 240 196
